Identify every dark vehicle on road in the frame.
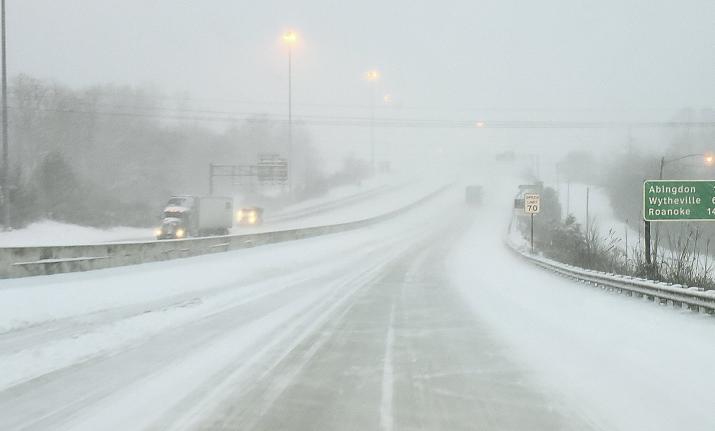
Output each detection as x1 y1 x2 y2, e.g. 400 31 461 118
465 185 483 205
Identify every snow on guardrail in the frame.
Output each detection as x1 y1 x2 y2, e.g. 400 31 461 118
507 240 715 314
0 184 452 279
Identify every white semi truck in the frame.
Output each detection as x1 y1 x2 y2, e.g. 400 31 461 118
155 195 233 239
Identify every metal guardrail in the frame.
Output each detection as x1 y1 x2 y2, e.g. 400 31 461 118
0 185 451 279
508 242 715 314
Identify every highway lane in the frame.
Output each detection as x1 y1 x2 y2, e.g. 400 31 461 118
0 190 592 430
181 209 591 431
101 179 423 244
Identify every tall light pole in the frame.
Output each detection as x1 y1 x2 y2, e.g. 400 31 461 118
1 0 8 230
283 30 297 196
365 69 379 176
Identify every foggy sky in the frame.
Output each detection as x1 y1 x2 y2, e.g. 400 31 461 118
9 0 715 172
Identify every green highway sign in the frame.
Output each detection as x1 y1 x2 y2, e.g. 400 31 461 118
643 180 715 221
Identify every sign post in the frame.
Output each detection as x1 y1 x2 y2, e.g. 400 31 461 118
524 193 541 253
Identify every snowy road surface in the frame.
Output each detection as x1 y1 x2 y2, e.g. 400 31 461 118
0 185 713 430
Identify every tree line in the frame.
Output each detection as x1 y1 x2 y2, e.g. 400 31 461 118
0 75 369 229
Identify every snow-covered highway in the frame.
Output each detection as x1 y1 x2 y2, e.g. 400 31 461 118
0 184 713 431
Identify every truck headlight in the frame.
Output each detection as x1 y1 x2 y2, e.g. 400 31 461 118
176 228 185 238
153 228 162 237
236 209 244 221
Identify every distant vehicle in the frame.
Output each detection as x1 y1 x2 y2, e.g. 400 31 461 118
495 151 516 162
155 195 233 239
465 185 483 205
236 206 264 226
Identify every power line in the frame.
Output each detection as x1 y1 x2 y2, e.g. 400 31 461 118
9 90 701 115
8 105 715 130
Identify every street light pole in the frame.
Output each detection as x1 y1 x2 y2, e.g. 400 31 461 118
287 43 292 195
365 70 379 176
652 157 665 263
282 30 297 197
370 83 377 175
1 0 8 230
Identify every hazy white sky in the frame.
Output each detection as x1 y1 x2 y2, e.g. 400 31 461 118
8 0 715 170
11 0 714 109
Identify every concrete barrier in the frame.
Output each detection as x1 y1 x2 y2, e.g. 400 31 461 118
0 184 451 279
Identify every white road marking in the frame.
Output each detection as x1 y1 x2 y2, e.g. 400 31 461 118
380 304 396 431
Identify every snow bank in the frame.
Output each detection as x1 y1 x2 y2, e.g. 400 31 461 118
559 182 638 241
0 174 428 246
274 172 408 213
0 221 151 247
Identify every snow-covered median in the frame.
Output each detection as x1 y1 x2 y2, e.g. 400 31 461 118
0 221 151 247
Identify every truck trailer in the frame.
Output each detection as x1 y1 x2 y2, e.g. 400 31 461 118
155 195 233 239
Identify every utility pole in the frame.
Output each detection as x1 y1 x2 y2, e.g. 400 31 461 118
555 168 561 219
624 219 629 269
585 186 590 241
208 163 214 195
1 0 9 230
287 44 293 196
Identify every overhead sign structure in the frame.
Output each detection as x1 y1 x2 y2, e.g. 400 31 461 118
524 193 541 214
643 180 715 221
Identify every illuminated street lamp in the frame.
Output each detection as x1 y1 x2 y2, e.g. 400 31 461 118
283 30 298 195
365 69 380 175
283 30 297 45
659 153 713 179
365 70 380 81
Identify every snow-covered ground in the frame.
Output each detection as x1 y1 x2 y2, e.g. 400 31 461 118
0 187 481 430
0 221 151 248
558 182 639 243
267 172 408 214
448 178 715 431
0 173 713 431
247 177 445 233
0 173 429 247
